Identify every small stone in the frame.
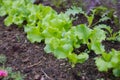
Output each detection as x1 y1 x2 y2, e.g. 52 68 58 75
34 74 40 80
40 76 45 80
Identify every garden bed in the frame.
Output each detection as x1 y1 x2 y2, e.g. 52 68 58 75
0 0 120 80
0 19 120 80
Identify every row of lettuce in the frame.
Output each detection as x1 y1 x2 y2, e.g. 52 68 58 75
0 0 120 77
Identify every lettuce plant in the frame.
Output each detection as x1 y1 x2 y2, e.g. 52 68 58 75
0 0 106 65
95 49 120 77
0 0 33 26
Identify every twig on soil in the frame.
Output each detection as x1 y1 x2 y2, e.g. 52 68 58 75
27 61 42 68
41 68 54 80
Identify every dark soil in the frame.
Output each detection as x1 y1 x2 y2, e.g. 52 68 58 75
0 1 120 80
